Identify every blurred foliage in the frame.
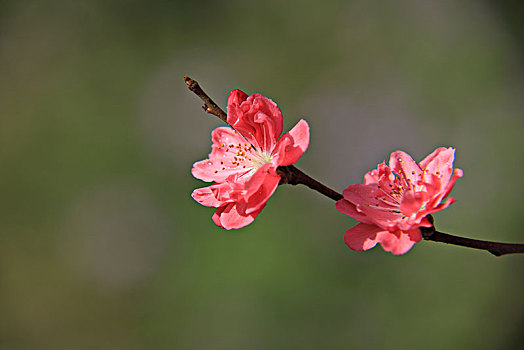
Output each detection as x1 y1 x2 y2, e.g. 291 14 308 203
0 0 523 349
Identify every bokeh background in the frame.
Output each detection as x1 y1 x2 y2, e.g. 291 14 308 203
1 0 523 349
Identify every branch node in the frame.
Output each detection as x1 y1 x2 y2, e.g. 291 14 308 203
420 225 435 239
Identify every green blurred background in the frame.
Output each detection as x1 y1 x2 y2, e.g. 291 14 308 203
1 0 523 349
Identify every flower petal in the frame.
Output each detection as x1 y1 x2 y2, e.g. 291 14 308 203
227 89 249 111
376 229 421 255
344 223 384 251
428 168 463 208
399 190 429 217
335 198 372 224
213 202 260 230
243 163 280 214
191 186 224 207
364 162 394 188
342 184 402 228
272 119 310 166
363 162 385 185
191 181 243 207
419 147 453 170
192 127 253 182
227 91 283 151
422 147 455 190
345 224 421 255
389 150 423 185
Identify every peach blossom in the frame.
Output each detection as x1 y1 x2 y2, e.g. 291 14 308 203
192 90 309 229
336 148 463 255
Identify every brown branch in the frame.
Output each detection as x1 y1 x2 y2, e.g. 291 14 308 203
184 77 227 122
420 225 524 257
184 76 524 257
277 165 343 201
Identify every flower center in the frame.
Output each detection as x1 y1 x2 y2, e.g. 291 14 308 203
252 150 273 170
215 137 273 177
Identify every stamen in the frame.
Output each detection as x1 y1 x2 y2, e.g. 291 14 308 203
364 202 402 213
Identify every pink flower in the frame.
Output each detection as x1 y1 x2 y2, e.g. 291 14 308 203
192 89 310 229
336 147 463 255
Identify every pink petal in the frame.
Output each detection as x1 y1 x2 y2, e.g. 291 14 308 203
212 206 225 228
344 223 384 251
428 168 463 208
211 126 247 149
191 186 224 207
425 196 456 216
399 190 429 217
345 224 421 255
214 178 246 202
421 173 443 199
243 163 280 214
227 89 249 111
192 127 253 182
376 229 421 255
342 184 402 228
335 198 372 224
389 150 423 185
250 94 283 148
363 164 382 185
227 91 283 151
395 217 424 233
364 162 393 186
226 89 250 135
226 90 249 136
419 147 452 169
213 202 260 230
192 181 242 206
422 147 455 189
272 119 310 166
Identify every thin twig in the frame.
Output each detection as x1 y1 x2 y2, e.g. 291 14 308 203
184 76 524 257
184 77 227 122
